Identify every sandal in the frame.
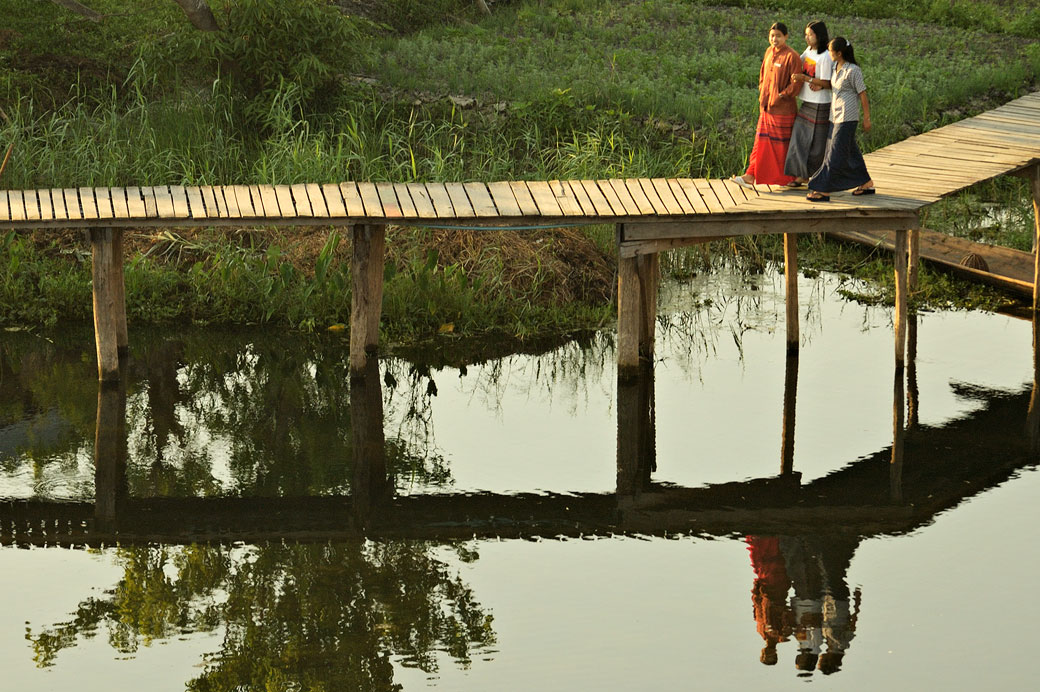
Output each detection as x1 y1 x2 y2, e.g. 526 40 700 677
806 192 830 202
852 187 876 196
731 175 754 190
785 179 806 188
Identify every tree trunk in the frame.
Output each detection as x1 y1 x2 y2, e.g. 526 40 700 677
171 0 221 32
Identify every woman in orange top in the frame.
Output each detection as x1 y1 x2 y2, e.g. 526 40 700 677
733 22 803 188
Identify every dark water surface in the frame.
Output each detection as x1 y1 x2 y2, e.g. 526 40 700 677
1 269 1038 691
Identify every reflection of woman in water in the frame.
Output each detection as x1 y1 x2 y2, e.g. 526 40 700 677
746 536 793 664
747 534 860 675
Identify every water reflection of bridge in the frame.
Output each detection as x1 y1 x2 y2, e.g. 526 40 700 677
3 315 1037 547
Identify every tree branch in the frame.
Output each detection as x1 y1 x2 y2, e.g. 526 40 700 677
49 0 103 21
171 0 221 32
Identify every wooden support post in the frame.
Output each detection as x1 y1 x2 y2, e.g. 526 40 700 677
94 380 127 531
617 359 655 498
112 229 128 357
1029 312 1040 454
784 233 799 353
908 227 920 296
350 223 386 375
351 357 389 526
894 230 908 367
907 314 919 430
90 228 126 381
891 366 905 504
636 253 659 360
780 353 798 476
617 254 642 378
1031 165 1040 311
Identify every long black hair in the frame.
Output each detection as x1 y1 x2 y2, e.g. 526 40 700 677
807 21 829 55
828 36 857 65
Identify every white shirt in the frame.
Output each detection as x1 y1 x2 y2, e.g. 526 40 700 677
799 48 834 104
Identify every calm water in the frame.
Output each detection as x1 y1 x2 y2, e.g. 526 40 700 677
1 267 1038 691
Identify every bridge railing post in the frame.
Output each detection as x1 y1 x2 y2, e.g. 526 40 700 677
350 223 386 376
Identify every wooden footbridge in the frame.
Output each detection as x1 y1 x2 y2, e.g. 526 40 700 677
2 92 1039 383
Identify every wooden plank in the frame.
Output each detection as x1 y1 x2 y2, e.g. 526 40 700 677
184 187 204 219
225 186 249 217
675 179 711 214
464 182 499 217
487 181 523 217
273 185 296 217
125 187 147 219
36 189 56 221
649 178 685 215
424 183 456 217
406 183 438 219
445 182 475 217
169 186 190 218
549 180 584 216
357 182 385 217
564 180 596 216
103 188 126 220
290 184 313 217
152 186 176 219
79 187 99 219
708 178 739 209
665 179 696 215
508 181 540 216
50 188 69 219
0 191 9 221
392 183 418 218
376 182 403 218
723 177 755 202
623 179 656 215
526 181 563 217
207 186 230 218
256 185 281 217
579 180 616 216
606 179 639 215
22 190 41 221
321 184 348 217
198 186 221 218
636 178 669 215
93 187 113 219
340 182 366 217
8 191 27 222
693 179 726 214
305 183 329 218
623 212 917 241
220 186 242 218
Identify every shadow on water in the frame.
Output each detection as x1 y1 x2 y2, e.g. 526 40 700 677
1 289 1039 686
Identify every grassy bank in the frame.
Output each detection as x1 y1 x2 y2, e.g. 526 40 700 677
1 0 1039 336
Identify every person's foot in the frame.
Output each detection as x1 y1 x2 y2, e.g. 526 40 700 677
785 179 806 188
852 182 876 196
731 174 755 189
806 191 830 202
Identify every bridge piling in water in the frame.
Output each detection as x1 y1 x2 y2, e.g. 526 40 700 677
350 223 386 375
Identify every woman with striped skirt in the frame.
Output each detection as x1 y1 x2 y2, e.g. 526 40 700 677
732 22 803 188
785 21 833 186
